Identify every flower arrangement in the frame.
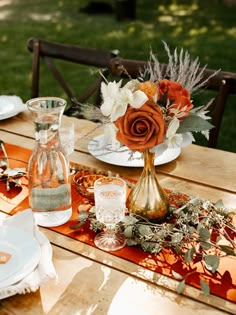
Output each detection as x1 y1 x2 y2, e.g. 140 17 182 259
86 42 218 155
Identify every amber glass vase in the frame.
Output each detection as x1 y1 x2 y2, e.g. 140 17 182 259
126 149 169 221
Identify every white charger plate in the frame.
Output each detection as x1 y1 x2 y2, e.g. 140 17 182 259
88 135 181 167
0 96 26 120
0 225 41 289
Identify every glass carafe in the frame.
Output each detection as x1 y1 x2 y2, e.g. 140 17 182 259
27 97 72 227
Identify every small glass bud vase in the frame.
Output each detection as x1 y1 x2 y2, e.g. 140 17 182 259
126 149 169 221
27 97 72 227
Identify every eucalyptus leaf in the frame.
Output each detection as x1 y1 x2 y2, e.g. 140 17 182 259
177 114 214 133
78 210 89 222
189 198 202 207
199 227 210 240
155 230 167 240
142 241 162 254
200 279 210 296
201 217 209 226
204 255 220 273
188 226 196 234
214 199 224 209
171 232 183 244
200 241 212 250
172 270 183 280
197 223 204 232
123 215 139 225
138 225 152 236
219 245 236 256
126 238 138 246
174 245 184 255
124 226 134 238
70 221 87 230
90 220 104 232
184 247 196 264
176 279 185 294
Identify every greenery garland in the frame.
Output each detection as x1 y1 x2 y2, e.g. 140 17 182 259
71 191 236 296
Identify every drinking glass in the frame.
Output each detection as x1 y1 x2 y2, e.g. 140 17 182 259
94 177 126 251
59 121 75 160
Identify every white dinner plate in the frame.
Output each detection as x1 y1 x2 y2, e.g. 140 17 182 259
88 135 181 167
0 225 41 288
0 96 26 120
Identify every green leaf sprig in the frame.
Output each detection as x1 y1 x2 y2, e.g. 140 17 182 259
71 192 236 296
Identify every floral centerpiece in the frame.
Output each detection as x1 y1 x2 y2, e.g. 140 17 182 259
98 42 217 155
83 43 217 221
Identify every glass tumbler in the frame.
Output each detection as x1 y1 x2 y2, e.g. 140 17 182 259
94 177 126 251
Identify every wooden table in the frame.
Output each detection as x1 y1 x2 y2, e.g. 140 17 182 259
0 111 235 315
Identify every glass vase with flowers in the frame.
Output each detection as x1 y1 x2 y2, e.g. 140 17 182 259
82 42 218 221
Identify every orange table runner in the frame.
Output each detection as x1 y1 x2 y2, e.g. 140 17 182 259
0 143 236 304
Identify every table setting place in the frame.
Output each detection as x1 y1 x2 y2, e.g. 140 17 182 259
0 209 57 300
0 43 235 314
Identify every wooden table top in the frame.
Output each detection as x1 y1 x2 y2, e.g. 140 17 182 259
0 111 235 315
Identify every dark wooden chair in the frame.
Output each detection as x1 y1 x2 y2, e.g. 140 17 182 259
108 57 236 148
27 38 119 113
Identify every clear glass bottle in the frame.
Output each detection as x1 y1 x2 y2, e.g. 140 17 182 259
27 97 72 227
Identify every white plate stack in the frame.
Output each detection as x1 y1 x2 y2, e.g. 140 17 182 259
0 209 57 299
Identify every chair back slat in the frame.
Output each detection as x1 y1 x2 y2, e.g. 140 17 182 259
27 37 119 108
28 38 116 67
31 39 40 98
208 78 233 148
44 56 75 100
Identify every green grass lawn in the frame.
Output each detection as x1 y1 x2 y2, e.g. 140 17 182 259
0 0 236 152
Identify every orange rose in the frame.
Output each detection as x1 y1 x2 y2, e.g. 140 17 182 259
137 81 158 102
115 100 165 152
158 79 193 119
